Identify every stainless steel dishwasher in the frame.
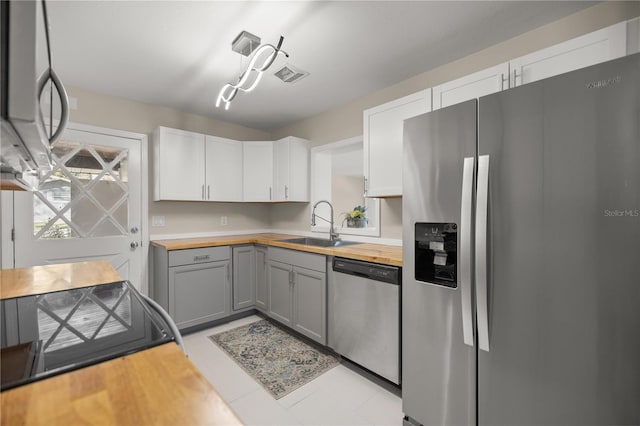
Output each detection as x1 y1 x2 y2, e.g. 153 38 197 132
329 257 401 384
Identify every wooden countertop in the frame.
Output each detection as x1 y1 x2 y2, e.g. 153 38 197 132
0 261 243 425
152 233 403 267
0 261 122 300
0 343 242 426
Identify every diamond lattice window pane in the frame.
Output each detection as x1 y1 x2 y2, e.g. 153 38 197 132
52 140 79 159
65 147 103 177
113 202 128 230
89 180 126 212
91 218 123 237
38 218 76 239
33 141 131 241
111 156 129 183
71 196 104 236
33 196 60 237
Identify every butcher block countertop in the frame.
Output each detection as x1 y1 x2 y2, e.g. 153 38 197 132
152 233 403 267
1 343 241 426
0 261 122 300
0 261 242 426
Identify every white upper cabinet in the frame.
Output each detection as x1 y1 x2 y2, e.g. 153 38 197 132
153 127 205 201
510 22 627 87
243 141 274 202
205 135 243 202
275 137 310 202
432 63 509 110
363 89 431 197
155 127 310 203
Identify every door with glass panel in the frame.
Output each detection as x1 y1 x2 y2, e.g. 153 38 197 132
14 126 143 290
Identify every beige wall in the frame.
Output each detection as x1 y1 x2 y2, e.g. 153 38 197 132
270 1 640 240
64 2 639 241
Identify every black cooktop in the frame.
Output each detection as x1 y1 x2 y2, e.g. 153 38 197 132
0 280 175 391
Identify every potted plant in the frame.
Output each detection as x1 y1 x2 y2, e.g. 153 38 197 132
343 205 367 228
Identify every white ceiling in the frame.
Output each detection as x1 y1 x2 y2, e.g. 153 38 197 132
47 1 597 132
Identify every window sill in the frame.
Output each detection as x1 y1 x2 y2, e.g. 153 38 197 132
311 225 380 238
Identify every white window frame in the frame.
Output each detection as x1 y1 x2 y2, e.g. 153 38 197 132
310 136 380 238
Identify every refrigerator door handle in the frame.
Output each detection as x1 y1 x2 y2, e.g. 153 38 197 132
476 154 490 352
461 156 475 347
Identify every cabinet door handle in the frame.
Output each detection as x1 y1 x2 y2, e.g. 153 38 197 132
201 184 205 200
363 177 368 196
269 187 272 201
285 185 288 200
208 185 211 200
227 263 230 283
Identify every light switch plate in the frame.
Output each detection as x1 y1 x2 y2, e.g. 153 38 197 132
152 216 165 227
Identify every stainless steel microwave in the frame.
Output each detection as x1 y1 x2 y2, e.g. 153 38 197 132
0 0 69 190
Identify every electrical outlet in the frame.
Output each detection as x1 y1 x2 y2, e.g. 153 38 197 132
220 216 228 226
152 216 165 227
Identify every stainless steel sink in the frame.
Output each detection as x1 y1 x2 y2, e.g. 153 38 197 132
280 237 360 248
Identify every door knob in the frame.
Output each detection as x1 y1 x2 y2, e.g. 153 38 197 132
130 241 139 249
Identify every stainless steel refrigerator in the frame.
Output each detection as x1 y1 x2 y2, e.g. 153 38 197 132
402 53 640 426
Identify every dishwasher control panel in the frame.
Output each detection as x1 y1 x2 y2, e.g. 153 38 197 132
415 222 457 288
332 258 401 285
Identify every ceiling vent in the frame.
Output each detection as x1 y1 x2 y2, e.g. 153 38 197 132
231 31 261 56
274 64 309 84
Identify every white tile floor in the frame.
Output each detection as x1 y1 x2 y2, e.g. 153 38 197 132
183 315 403 426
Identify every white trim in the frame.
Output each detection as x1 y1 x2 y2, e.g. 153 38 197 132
310 135 381 238
66 122 146 142
140 133 149 295
311 136 363 154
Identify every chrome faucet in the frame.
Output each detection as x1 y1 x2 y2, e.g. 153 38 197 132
311 200 339 241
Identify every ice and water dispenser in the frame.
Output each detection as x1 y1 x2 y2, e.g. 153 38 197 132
415 222 458 288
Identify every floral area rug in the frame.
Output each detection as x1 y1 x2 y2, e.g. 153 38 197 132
209 319 339 399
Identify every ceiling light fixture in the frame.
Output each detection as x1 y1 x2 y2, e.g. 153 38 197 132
216 35 288 110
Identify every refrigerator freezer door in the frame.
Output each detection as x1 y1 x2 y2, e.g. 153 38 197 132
477 53 640 425
402 100 477 426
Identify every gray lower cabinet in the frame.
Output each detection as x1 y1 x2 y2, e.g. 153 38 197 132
267 247 327 344
232 246 256 311
292 266 326 344
268 260 294 326
152 245 231 330
255 246 268 312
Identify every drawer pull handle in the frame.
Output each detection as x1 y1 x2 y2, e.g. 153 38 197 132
194 255 211 261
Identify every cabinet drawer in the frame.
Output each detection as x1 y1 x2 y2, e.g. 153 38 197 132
269 247 325 272
169 246 230 267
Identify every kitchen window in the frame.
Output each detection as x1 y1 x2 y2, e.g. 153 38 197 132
310 136 380 237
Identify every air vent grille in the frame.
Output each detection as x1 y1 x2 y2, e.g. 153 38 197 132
274 64 309 84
